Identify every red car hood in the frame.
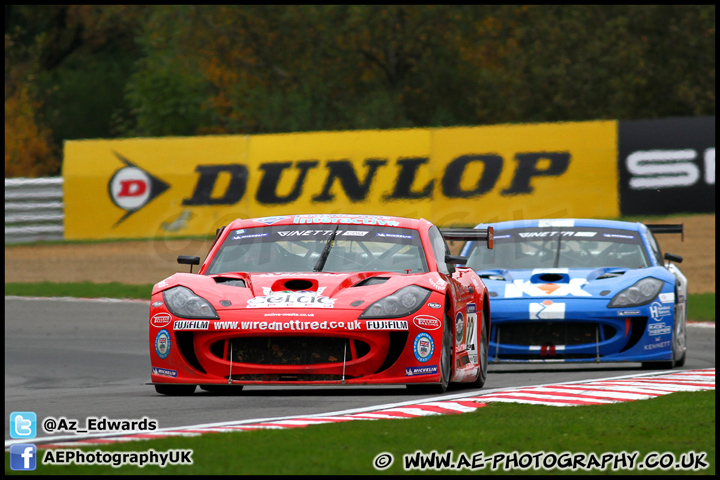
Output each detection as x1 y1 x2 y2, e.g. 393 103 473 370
152 271 447 311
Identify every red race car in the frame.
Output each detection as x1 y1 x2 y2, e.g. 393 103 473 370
149 214 493 395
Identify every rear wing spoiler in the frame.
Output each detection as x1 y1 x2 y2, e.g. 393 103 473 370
440 227 494 249
647 224 684 242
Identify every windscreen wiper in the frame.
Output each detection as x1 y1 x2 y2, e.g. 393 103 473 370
553 233 562 268
313 225 340 272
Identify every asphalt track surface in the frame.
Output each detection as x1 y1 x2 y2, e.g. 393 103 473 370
4 297 715 442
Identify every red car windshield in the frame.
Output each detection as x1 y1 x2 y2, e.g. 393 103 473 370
206 225 429 274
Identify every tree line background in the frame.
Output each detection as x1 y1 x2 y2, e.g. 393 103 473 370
5 5 715 177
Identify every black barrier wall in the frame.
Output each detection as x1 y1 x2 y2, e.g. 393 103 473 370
619 116 715 215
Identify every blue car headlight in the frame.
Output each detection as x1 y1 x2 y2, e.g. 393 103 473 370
607 278 665 308
359 285 431 319
163 286 219 319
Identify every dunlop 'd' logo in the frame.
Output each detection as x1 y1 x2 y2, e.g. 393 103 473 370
109 152 169 225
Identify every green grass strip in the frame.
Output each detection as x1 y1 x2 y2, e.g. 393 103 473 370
688 293 716 322
4 282 153 300
5 390 714 475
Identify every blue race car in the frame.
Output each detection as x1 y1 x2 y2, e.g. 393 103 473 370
458 219 687 368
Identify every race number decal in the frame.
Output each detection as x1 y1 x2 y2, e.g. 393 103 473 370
465 303 478 363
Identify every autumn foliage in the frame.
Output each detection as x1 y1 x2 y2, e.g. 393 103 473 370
4 5 715 178
5 35 59 177
4 80 58 177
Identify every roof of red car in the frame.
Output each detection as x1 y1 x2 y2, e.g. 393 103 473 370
227 214 427 230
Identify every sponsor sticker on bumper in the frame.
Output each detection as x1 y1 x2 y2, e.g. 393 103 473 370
152 367 177 378
173 320 210 330
405 365 438 376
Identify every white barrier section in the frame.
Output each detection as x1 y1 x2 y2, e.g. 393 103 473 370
4 177 64 244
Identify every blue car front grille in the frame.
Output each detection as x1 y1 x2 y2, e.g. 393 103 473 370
495 321 615 346
491 317 648 361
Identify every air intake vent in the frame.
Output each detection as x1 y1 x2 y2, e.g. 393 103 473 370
354 277 389 287
597 271 626 280
213 277 246 287
480 274 506 281
538 273 565 282
283 279 314 291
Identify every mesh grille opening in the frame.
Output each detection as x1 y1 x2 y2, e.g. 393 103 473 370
218 336 361 365
495 353 598 360
229 374 351 381
496 322 615 346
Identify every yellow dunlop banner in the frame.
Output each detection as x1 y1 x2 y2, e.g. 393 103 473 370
431 121 618 226
63 121 618 240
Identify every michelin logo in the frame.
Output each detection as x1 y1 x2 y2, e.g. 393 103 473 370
405 365 438 376
152 367 178 377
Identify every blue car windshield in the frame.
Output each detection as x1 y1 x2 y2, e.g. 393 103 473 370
466 227 651 270
206 225 429 274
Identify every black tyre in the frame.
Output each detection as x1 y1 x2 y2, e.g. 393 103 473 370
674 316 687 367
469 308 489 388
154 384 196 396
674 351 686 367
437 313 453 391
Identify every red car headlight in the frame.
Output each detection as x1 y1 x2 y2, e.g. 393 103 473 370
359 286 431 319
163 286 219 319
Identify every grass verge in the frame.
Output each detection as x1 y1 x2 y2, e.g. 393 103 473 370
4 282 716 322
5 390 715 475
687 293 716 322
5 282 153 300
